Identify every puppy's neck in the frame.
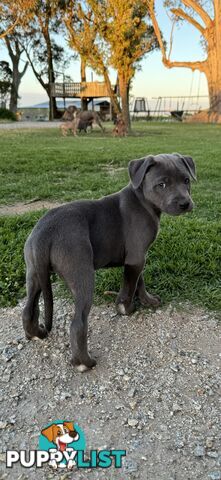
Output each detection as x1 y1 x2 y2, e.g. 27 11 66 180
129 184 161 221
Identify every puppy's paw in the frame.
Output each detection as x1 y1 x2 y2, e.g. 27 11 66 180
139 292 161 308
116 302 135 315
76 364 90 373
117 303 126 315
25 324 48 340
71 356 97 372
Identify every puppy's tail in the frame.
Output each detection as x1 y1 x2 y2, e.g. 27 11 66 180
34 256 53 333
41 274 53 332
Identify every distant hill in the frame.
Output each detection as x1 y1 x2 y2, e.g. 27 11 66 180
22 98 109 109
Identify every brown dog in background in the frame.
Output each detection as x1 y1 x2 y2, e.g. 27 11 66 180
60 117 93 136
112 114 127 137
60 120 77 137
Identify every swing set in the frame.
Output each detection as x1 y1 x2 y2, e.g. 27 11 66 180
131 72 209 120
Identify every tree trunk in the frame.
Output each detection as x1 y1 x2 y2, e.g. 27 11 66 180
9 57 19 113
103 68 121 116
206 72 221 114
193 16 221 123
5 37 28 114
206 6 221 115
118 74 130 132
80 57 88 111
43 26 58 120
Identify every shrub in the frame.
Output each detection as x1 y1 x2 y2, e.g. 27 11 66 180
0 108 16 121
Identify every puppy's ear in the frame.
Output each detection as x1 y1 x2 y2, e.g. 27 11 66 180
182 155 197 181
129 156 155 189
173 153 197 181
41 424 55 443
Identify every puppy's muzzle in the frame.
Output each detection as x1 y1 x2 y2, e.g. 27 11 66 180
179 200 191 211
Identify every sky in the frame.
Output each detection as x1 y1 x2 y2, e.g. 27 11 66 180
0 0 209 108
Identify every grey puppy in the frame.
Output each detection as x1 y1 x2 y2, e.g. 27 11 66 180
76 111 105 132
22 153 196 371
77 118 92 134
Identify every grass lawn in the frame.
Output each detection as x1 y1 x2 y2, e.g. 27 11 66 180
0 122 221 310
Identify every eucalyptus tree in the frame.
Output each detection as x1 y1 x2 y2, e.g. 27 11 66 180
60 0 158 130
22 0 70 119
149 0 221 121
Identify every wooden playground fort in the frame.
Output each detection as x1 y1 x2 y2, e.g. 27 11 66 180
50 81 113 115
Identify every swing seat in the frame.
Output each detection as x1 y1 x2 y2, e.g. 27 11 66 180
170 110 184 121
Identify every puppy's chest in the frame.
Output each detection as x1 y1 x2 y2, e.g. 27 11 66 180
124 213 159 252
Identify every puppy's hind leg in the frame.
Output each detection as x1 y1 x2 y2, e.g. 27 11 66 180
64 258 96 371
73 273 96 371
22 266 48 340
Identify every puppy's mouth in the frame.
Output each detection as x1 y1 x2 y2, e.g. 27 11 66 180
58 439 67 452
165 202 194 216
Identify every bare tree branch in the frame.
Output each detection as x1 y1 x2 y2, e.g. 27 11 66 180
163 58 207 72
0 17 20 39
23 46 47 90
5 36 15 59
20 61 29 78
171 8 206 36
182 0 212 27
148 0 208 72
168 17 176 60
148 0 167 61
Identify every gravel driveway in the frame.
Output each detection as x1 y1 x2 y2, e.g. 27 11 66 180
0 121 60 130
0 297 220 480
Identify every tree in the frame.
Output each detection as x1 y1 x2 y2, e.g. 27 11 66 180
149 0 221 122
90 0 158 129
62 0 158 131
61 0 121 117
21 1 70 120
4 33 28 112
0 2 34 113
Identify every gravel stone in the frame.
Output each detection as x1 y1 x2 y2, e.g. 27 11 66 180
194 445 206 457
0 422 7 429
128 419 139 427
208 473 221 480
206 438 214 449
207 452 219 459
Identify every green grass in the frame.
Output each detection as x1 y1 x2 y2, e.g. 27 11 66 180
0 122 221 310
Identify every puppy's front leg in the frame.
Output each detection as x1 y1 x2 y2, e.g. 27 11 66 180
116 264 142 315
136 274 161 308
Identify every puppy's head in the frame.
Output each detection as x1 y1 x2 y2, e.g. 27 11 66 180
129 153 196 216
41 422 79 450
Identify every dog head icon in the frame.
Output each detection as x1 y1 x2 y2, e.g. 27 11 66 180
41 422 79 452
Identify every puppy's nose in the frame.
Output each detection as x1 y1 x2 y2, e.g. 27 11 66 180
179 201 190 210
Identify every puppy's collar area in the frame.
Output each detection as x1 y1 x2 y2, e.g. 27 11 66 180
130 184 161 219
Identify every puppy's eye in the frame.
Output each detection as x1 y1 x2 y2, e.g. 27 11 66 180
184 178 190 184
57 430 62 436
158 182 166 189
